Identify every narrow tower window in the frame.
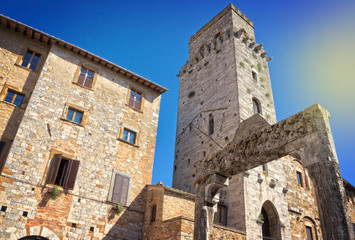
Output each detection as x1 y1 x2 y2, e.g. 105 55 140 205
208 114 214 135
253 98 262 114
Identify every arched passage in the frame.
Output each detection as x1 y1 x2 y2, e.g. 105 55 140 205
19 236 49 240
260 201 281 240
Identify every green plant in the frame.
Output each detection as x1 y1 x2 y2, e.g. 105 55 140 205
117 203 123 214
204 61 209 66
253 53 257 59
263 170 267 174
52 186 59 199
188 70 193 74
267 104 271 107
244 58 250 64
298 183 302 187
266 114 270 119
240 61 245 68
263 65 267 69
260 77 265 82
259 213 264 221
247 88 252 94
188 91 195 98
251 65 255 69
261 84 265 89
257 62 262 72
216 49 221 54
265 93 270 98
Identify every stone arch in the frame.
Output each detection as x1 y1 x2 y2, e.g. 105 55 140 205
12 226 59 240
260 200 281 240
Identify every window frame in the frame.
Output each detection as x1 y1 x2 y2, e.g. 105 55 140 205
60 103 87 126
213 203 228 226
252 97 262 115
15 47 43 72
119 125 139 147
46 154 80 190
73 65 97 90
0 85 26 108
108 170 133 206
297 171 303 187
252 70 258 81
127 88 143 111
4 89 25 107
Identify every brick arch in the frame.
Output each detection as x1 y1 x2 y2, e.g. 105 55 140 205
11 226 59 240
303 216 319 240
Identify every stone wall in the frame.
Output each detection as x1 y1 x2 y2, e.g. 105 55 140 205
0 23 163 239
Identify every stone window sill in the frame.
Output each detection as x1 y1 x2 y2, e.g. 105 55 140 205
125 103 143 114
72 81 94 91
59 117 85 128
117 138 139 148
14 63 39 73
0 100 25 109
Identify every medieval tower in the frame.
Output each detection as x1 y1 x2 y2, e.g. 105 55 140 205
173 4 322 240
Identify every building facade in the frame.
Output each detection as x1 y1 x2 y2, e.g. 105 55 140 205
0 14 167 239
0 4 354 240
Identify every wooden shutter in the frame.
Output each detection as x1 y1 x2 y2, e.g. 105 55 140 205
46 154 62 184
111 173 130 205
65 159 80 190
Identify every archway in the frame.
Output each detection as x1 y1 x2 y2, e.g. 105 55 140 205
19 237 49 240
260 201 281 240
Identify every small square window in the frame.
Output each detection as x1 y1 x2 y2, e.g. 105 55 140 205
22 211 28 217
66 108 83 124
128 89 142 110
77 67 94 88
252 71 257 81
72 223 76 228
4 90 24 107
90 227 94 232
1 206 7 212
21 49 41 71
122 128 136 144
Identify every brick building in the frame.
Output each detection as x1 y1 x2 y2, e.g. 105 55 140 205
0 4 354 240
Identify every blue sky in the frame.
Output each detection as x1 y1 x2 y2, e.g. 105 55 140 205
1 0 354 186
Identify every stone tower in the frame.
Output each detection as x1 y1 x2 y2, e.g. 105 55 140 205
172 4 311 239
173 4 276 193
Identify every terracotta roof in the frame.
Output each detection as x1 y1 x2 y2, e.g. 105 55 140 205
0 14 168 94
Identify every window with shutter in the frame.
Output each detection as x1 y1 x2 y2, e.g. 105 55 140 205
108 170 132 206
46 154 80 190
214 204 227 226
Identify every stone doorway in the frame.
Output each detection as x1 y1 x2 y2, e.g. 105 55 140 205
261 201 281 240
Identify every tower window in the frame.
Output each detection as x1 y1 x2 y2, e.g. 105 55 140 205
208 114 214 135
150 205 157 222
77 67 95 88
128 89 142 110
252 98 262 114
214 204 227 226
252 71 257 81
297 171 303 187
4 90 24 107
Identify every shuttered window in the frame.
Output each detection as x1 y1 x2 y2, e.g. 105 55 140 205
214 204 228 226
109 171 132 206
46 154 80 190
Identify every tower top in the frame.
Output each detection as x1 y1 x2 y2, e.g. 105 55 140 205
189 4 254 43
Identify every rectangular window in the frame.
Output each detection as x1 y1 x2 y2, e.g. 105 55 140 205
128 89 142 110
252 71 257 81
214 204 227 226
150 205 157 222
46 154 80 190
4 90 24 107
109 171 132 205
297 171 303 187
77 67 95 88
21 49 41 71
66 108 83 124
306 226 313 240
0 141 5 157
262 164 268 174
122 128 136 144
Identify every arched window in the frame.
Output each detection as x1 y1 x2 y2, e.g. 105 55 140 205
304 217 318 240
253 98 262 114
208 114 214 135
260 201 281 240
